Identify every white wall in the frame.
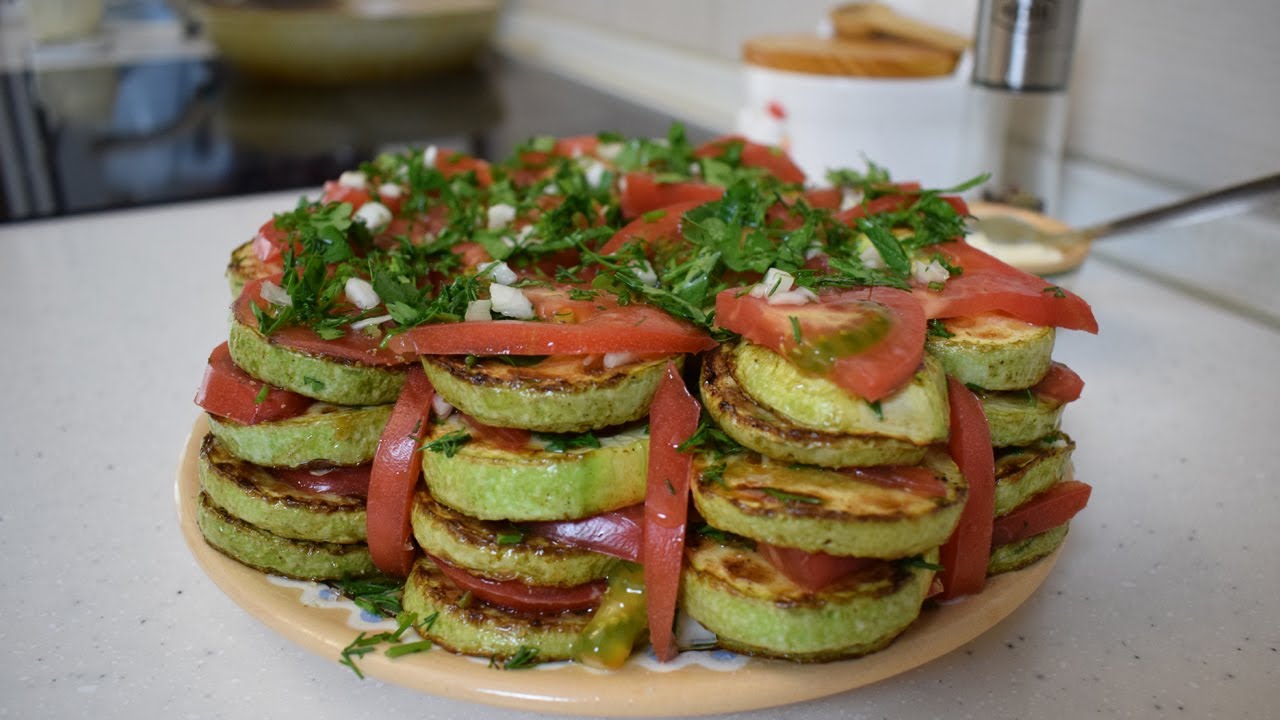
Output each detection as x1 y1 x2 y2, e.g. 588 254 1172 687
508 0 1280 191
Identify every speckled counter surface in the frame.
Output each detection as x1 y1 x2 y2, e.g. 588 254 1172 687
1 179 1277 719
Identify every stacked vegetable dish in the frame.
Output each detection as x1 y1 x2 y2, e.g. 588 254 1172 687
192 127 1095 669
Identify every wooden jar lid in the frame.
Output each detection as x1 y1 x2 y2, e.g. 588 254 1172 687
743 34 960 77
830 2 971 55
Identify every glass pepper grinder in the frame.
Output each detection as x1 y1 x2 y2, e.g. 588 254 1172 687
971 0 1081 214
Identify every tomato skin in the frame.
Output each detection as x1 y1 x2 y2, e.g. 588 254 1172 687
435 151 493 187
385 305 717 357
757 543 877 592
619 173 724 219
938 378 995 601
1032 362 1084 404
694 135 806 185
275 465 371 499
194 343 312 424
599 199 704 256
526 504 643 563
714 286 926 402
366 366 434 577
991 481 1092 546
644 362 700 662
919 240 1098 333
458 413 533 449
321 180 372 210
251 218 293 262
430 555 606 613
233 278 414 367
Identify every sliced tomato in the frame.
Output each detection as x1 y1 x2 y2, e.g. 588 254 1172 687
430 555 605 613
435 151 493 187
847 465 948 499
251 217 293 263
194 343 312 424
366 366 434 577
233 278 414 367
619 173 724 219
991 480 1092 546
526 504 643 563
1032 362 1084 404
757 543 877 593
599 199 703 256
835 193 968 225
275 465 370 499
937 378 995 601
522 284 619 324
386 304 717 357
917 240 1098 333
458 413 532 451
694 135 806 185
714 286 926 402
644 362 700 662
320 180 372 210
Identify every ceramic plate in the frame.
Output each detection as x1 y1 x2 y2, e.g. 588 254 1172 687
176 415 1062 716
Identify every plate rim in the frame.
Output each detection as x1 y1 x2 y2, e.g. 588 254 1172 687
176 414 1063 717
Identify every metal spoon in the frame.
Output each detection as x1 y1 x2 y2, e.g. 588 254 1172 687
973 171 1280 250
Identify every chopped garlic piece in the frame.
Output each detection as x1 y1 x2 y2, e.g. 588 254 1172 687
596 142 623 161
603 352 638 369
489 284 534 319
478 261 518 285
464 299 493 322
750 267 795 299
350 314 392 330
487 203 517 230
859 243 886 270
767 288 818 306
912 259 951 285
581 158 608 188
422 145 438 167
338 171 368 190
352 201 392 232
839 187 863 212
377 182 402 199
260 280 292 307
632 260 659 287
431 393 454 419
344 277 381 310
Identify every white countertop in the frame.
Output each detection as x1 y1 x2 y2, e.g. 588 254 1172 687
2 166 1279 719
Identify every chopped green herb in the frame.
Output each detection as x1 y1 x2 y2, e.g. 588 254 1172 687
789 315 802 344
642 209 668 223
253 385 270 405
867 400 884 420
496 526 526 545
1043 285 1067 298
500 645 541 670
926 318 954 339
338 611 418 679
538 431 602 453
761 487 824 505
422 430 471 457
898 556 944 572
301 376 326 393
328 575 405 617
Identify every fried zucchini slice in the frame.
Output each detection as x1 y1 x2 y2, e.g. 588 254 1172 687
197 434 366 543
977 387 1066 447
701 346 929 468
679 535 937 661
987 524 1069 576
226 239 275 299
926 312 1055 391
994 433 1075 516
196 492 375 581
228 318 406 406
728 341 949 445
411 490 618 587
420 354 671 433
421 418 648 521
207 402 391 468
691 449 966 559
402 558 591 662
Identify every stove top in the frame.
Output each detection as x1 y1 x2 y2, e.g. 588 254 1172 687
0 53 709 222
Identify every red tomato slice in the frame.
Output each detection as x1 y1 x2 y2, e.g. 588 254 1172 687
937 378 995 601
526 504 643 563
194 343 312 425
436 151 493 187
714 286 926 402
599 200 704 256
917 241 1098 333
847 465 948 499
386 304 717 357
619 173 724 219
694 135 806 184
1032 362 1084 404
835 193 968 225
757 543 877 593
320 180 372 210
430 555 605 613
233 278 414 367
458 413 532 450
251 217 293 262
275 465 370 499
644 362 700 662
366 366 434 577
991 480 1092 546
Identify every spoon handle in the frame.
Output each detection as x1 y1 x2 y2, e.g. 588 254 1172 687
1079 172 1280 242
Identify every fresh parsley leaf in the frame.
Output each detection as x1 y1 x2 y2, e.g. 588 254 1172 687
422 430 471 457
